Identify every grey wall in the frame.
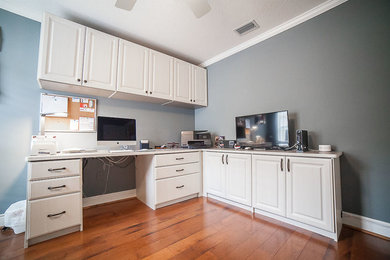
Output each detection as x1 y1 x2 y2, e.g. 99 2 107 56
0 9 194 213
196 0 390 223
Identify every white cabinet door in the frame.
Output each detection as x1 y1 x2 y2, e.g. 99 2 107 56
174 59 192 103
38 13 85 85
149 51 174 100
252 155 285 216
192 66 207 106
117 39 149 96
286 157 334 232
225 153 251 206
204 152 225 198
83 28 118 91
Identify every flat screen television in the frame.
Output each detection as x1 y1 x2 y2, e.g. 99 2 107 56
97 116 136 146
236 110 289 148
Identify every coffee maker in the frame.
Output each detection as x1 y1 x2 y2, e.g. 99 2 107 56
296 130 308 152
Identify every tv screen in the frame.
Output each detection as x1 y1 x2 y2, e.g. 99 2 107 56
97 116 136 141
236 111 289 148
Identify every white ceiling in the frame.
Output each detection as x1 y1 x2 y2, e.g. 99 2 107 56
0 0 346 66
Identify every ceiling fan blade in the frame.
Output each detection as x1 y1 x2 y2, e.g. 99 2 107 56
184 0 211 18
115 0 137 11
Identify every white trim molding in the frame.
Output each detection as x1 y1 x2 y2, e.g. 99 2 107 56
0 214 4 227
343 211 390 239
200 0 349 67
82 189 136 208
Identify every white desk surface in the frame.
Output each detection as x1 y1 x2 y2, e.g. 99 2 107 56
26 148 342 162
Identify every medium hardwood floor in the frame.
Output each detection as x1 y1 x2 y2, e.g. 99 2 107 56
1 197 389 260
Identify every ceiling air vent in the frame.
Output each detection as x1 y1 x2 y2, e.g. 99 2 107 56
235 20 259 36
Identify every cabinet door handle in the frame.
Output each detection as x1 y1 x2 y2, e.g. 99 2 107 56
287 159 290 172
222 154 224 164
83 80 87 83
48 167 66 172
47 211 66 218
226 154 228 165
77 78 81 82
193 99 195 102
176 169 184 172
145 90 148 94
48 185 66 190
280 158 283 171
176 185 184 189
150 91 152 94
190 99 192 102
176 157 184 160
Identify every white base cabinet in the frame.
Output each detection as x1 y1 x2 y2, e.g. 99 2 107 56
252 155 286 217
25 159 83 247
286 157 334 232
204 152 251 207
136 152 202 210
204 151 342 241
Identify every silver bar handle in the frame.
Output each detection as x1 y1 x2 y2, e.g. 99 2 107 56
222 154 224 164
47 211 66 218
280 158 283 171
176 185 184 189
287 159 290 172
226 154 229 165
48 167 66 172
176 157 184 160
176 169 184 172
48 185 66 190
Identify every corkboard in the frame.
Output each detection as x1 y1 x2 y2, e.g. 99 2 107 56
43 94 97 132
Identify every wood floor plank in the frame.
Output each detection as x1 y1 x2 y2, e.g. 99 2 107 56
1 197 389 260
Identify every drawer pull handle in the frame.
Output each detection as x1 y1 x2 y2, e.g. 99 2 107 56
48 167 66 172
176 157 184 160
176 169 184 172
47 211 66 218
176 185 184 189
48 185 66 190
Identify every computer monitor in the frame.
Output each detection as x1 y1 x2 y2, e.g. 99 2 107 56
97 116 136 146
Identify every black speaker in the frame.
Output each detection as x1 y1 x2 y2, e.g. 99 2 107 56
296 130 308 152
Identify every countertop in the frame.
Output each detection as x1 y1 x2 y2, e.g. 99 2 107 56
26 147 342 162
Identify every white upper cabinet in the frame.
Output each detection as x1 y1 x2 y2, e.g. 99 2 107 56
192 66 208 106
224 153 251 206
174 59 192 103
38 13 85 85
286 157 333 232
38 13 207 106
252 155 286 216
117 40 149 96
83 28 118 91
149 51 174 100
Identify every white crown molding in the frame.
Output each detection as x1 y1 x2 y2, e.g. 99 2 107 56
82 189 136 208
200 0 349 67
0 214 4 227
343 211 390 239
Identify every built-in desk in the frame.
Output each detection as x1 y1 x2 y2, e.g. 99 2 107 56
25 149 203 247
25 148 343 246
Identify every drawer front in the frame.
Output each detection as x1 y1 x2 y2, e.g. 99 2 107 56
28 193 81 239
29 176 81 200
155 173 201 204
155 162 200 180
155 152 200 167
29 159 81 180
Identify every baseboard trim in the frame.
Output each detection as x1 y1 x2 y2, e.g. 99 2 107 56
0 214 4 227
343 211 390 240
200 0 348 67
83 189 136 208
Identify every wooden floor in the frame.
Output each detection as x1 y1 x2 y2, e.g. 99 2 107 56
1 197 389 260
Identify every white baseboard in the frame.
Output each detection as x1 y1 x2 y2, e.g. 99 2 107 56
83 189 136 208
343 211 390 239
0 214 4 227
